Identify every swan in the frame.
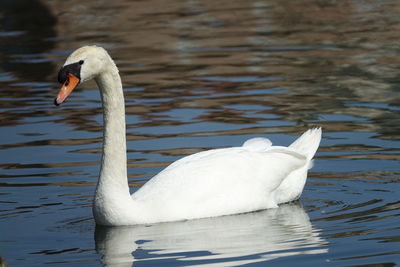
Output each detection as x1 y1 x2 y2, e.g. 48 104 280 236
54 45 322 226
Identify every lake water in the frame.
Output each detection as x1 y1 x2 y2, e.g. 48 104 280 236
1 0 400 266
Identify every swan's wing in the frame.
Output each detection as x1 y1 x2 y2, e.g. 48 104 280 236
132 147 307 220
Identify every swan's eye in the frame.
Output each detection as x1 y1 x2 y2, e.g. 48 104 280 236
79 60 84 65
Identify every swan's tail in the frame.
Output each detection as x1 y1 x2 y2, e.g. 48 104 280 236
289 128 322 161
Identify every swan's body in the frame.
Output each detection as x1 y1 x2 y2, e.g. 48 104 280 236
55 46 322 226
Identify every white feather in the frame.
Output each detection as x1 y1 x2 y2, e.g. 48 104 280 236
242 137 272 151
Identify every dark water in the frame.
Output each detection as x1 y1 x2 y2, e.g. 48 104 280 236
1 0 400 266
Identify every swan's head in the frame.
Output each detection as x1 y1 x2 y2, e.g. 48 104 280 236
55 45 114 105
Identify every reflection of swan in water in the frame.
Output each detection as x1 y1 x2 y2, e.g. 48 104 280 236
95 203 328 266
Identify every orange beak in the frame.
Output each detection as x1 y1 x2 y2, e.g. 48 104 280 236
55 73 80 106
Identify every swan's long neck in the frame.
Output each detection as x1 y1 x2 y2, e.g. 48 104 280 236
92 61 141 226
95 65 130 197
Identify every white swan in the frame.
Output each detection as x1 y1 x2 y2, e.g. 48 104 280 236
55 45 322 226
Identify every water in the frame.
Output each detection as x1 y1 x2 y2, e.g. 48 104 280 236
1 0 400 266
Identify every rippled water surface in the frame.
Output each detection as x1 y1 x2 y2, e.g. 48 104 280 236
1 0 400 266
